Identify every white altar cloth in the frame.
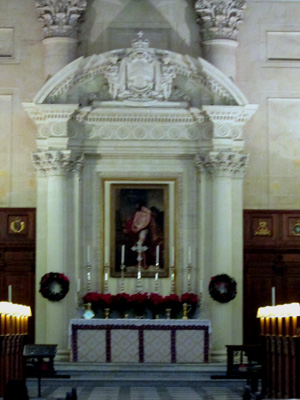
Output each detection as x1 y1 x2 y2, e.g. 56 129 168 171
70 319 211 363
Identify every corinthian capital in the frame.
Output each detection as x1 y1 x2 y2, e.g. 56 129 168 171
195 151 248 178
32 150 84 175
195 0 246 41
35 0 87 39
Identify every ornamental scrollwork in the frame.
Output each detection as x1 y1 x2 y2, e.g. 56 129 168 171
195 151 249 177
195 0 247 41
35 0 87 39
31 150 84 175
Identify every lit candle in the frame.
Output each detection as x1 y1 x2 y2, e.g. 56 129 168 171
272 286 275 306
121 245 125 264
77 278 81 292
8 285 12 303
188 247 191 265
156 245 159 265
87 245 91 264
171 247 174 266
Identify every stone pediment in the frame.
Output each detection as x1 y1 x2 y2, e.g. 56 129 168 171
33 33 248 108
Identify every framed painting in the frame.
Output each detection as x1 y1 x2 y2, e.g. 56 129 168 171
105 181 171 278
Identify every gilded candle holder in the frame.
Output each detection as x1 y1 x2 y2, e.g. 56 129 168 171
104 308 110 319
182 302 192 320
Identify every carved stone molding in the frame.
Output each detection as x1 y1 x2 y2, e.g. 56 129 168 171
36 40 242 106
32 150 84 175
195 151 249 178
35 0 87 39
195 0 247 41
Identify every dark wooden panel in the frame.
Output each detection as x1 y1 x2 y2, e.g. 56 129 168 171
0 208 36 343
244 210 300 345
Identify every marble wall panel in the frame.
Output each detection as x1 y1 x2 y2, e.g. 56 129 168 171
0 95 12 204
268 98 300 207
267 31 300 61
0 28 14 58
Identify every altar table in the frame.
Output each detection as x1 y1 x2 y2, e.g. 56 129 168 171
70 319 211 363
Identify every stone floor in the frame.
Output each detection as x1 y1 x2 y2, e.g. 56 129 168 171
2 363 250 400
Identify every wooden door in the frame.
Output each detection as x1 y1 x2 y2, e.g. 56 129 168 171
0 209 35 343
244 211 300 344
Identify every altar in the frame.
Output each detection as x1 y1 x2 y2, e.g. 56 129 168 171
70 319 211 364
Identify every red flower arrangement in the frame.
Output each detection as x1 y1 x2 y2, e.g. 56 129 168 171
111 292 131 312
82 292 101 304
181 292 199 305
130 292 149 316
148 293 165 316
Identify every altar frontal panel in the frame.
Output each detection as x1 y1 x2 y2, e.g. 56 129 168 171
77 330 106 362
111 329 139 363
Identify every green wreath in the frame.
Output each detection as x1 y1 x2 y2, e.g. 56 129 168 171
39 272 70 302
208 274 237 303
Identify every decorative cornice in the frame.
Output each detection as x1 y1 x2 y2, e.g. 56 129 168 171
195 151 249 177
195 0 246 41
32 150 84 175
35 0 87 39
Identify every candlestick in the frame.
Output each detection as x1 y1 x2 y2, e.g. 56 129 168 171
200 279 203 293
171 246 174 266
77 278 81 293
156 245 159 265
8 285 12 302
105 246 109 265
188 247 191 265
121 245 125 264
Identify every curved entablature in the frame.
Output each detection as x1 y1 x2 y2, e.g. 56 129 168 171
33 34 248 108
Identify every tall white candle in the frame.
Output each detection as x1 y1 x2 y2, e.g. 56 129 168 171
8 285 12 302
87 245 91 264
272 286 275 306
156 245 159 264
200 279 203 293
121 245 125 264
171 246 175 266
188 247 191 265
105 246 109 265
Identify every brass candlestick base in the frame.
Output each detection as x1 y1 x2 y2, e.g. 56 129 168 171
104 308 110 319
182 302 192 320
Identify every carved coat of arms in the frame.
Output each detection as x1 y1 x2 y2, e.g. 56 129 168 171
105 32 176 102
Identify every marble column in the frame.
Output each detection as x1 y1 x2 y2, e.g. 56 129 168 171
196 151 248 361
194 0 246 80
35 0 87 78
32 150 81 359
